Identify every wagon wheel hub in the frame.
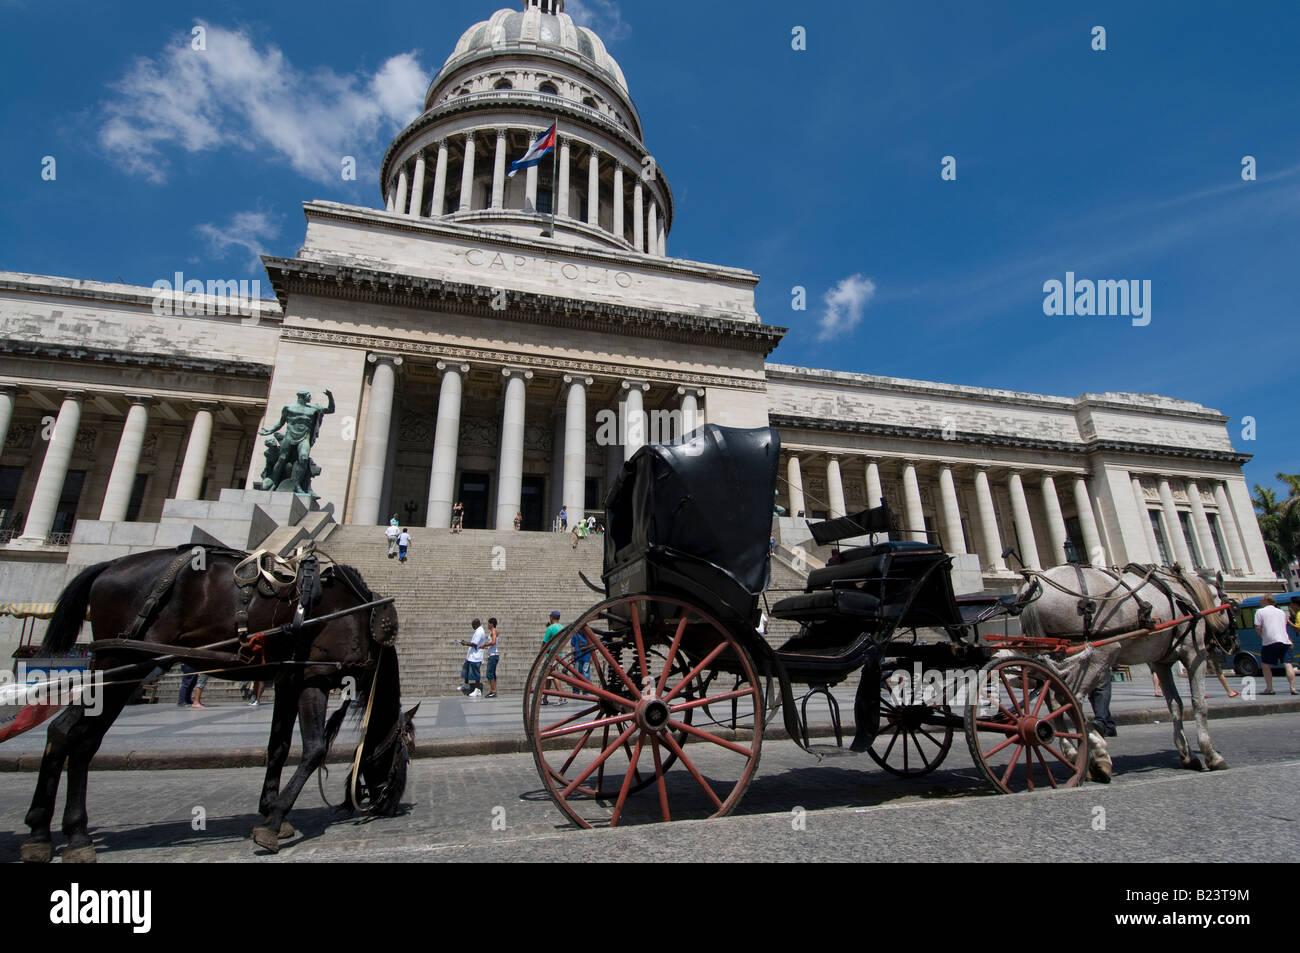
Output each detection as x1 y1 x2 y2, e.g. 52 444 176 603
1016 716 1054 747
637 697 671 732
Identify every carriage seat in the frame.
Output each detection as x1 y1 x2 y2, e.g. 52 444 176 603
770 588 882 622
805 540 943 591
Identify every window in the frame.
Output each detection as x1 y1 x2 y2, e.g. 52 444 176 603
52 470 85 536
494 78 513 90
1208 514 1230 570
1148 510 1171 564
1177 511 1202 567
125 473 148 521
539 81 559 95
585 477 600 511
0 465 23 530
582 96 598 109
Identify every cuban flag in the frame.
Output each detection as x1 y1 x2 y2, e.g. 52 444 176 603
508 122 557 177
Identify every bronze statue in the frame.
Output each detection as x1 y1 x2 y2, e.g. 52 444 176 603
258 389 334 496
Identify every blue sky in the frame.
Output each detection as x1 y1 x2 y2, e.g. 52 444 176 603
1 0 1296 500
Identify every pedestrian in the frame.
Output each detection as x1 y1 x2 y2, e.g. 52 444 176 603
385 520 399 558
247 680 265 707
769 534 776 555
586 514 595 535
559 506 568 532
513 511 522 530
1255 594 1298 695
191 672 210 709
484 617 501 698
450 502 464 534
457 618 487 698
1087 671 1117 737
178 664 197 706
541 610 566 706
397 527 411 562
570 625 592 690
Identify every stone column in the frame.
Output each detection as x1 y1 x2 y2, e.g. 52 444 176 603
175 405 214 501
677 386 702 435
1157 477 1193 566
647 200 658 255
1007 471 1041 569
525 131 539 212
864 458 883 510
621 380 649 462
587 147 600 227
973 468 1006 572
458 133 476 213
0 385 15 458
658 217 667 257
431 140 449 216
1212 482 1249 574
395 166 409 217
938 465 967 554
562 375 591 522
550 408 566 520
426 361 467 528
1039 473 1069 567
491 128 507 209
353 354 402 525
901 461 926 543
494 368 532 529
557 137 571 217
633 179 644 251
1072 476 1105 565
787 455 806 518
1131 475 1161 562
613 164 625 240
385 189 394 212
826 455 846 519
19 392 82 541
1185 480 1222 572
99 398 150 521
408 152 426 216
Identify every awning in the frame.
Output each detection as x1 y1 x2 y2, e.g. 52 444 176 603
0 603 57 619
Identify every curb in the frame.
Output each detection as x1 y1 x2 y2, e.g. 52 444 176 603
2 700 1297 772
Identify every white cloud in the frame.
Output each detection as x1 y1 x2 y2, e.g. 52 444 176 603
816 274 877 342
195 210 281 272
99 23 428 185
565 0 630 43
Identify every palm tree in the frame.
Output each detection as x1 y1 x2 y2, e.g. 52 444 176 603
1252 474 1300 576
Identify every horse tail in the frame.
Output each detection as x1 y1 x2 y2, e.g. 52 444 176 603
41 560 114 655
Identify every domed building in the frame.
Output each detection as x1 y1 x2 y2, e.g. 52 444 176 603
0 0 1277 662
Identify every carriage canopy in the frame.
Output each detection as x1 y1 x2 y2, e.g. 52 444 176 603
604 424 780 596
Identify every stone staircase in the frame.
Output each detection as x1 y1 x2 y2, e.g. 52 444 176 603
316 526 607 696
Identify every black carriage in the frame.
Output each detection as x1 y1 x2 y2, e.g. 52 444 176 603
523 425 1091 828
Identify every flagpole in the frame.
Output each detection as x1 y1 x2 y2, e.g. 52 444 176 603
549 118 558 239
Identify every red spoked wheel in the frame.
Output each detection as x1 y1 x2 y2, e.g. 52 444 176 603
867 670 954 778
963 655 1089 793
527 594 763 828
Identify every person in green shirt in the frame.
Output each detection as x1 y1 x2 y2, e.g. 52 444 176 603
542 610 565 706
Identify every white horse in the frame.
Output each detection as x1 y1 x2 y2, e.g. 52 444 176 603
1016 564 1234 781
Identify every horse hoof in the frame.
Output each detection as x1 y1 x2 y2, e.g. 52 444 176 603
20 841 52 864
1088 764 1112 783
1181 758 1205 772
61 844 97 864
251 826 281 853
278 821 296 840
1208 758 1228 771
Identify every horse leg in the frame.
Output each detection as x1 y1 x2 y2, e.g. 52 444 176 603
258 673 300 839
21 704 84 863
1155 663 1200 770
58 684 135 863
1184 647 1227 771
252 681 330 853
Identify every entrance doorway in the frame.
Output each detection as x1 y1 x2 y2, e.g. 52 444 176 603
457 472 491 529
520 475 546 530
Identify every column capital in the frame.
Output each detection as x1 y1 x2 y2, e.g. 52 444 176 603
563 374 593 387
588 145 601 159
463 131 476 145
436 360 469 375
675 385 704 398
620 379 650 392
435 137 448 149
367 352 404 367
60 390 88 403
124 394 156 408
0 383 16 396
560 136 572 148
496 127 508 140
501 367 534 381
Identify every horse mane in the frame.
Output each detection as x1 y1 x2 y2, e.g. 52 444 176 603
329 563 375 604
1182 572 1231 635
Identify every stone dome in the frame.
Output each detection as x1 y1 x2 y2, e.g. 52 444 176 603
439 1 629 99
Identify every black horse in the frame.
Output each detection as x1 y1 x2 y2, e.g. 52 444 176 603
19 545 416 862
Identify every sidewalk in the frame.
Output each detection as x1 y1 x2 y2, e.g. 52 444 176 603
1 668 1296 771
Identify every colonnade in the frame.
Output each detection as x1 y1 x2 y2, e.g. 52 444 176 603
385 128 668 255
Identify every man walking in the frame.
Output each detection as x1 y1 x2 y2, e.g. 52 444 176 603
541 610 565 706
1256 594 1298 695
484 617 501 698
385 520 399 558
458 618 488 698
397 527 412 563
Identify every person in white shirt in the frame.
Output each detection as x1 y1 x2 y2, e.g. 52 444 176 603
397 528 412 563
1255 594 1297 695
457 619 488 697
384 521 399 558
